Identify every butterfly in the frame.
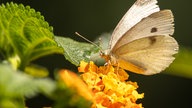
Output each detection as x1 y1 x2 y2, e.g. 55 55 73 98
100 0 179 75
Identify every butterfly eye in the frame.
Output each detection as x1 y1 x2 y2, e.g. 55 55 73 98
100 50 108 56
99 51 104 56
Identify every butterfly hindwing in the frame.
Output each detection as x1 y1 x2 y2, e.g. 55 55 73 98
114 35 178 75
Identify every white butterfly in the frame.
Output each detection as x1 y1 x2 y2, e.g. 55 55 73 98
101 0 179 75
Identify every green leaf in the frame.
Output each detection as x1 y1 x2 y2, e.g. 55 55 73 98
0 62 56 107
0 2 63 69
165 47 192 79
55 36 99 66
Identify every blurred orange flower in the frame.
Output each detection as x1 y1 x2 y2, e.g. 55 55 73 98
59 69 93 101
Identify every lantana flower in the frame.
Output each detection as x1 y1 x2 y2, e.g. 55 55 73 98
59 61 144 108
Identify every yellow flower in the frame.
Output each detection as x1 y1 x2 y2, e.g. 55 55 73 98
78 61 144 108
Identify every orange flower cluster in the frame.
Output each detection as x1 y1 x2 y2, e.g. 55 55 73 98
78 61 144 108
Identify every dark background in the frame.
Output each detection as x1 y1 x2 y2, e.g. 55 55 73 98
1 0 192 108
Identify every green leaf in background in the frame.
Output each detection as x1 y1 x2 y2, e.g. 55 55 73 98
55 36 99 66
0 62 56 108
166 47 192 79
0 2 63 69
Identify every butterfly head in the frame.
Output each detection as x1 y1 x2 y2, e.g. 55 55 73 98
99 49 111 61
99 49 118 66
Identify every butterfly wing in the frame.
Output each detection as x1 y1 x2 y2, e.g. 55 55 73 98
113 35 178 75
110 0 160 49
112 10 174 51
111 10 178 75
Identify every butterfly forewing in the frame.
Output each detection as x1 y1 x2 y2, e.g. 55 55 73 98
110 0 160 49
112 10 174 52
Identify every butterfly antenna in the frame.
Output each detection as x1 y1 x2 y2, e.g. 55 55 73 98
75 32 101 49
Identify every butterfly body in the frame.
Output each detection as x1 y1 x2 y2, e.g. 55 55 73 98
102 0 179 75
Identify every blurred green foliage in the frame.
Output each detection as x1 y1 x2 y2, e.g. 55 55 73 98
166 47 192 79
0 2 92 108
